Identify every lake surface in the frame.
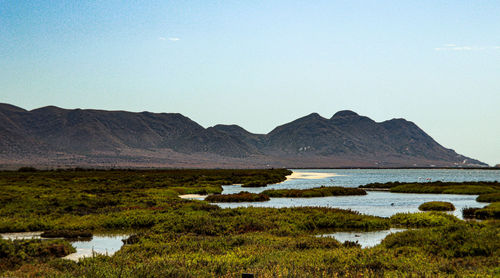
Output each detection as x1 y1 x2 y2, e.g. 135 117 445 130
318 228 407 248
223 169 500 194
217 169 500 218
63 234 128 261
0 232 127 261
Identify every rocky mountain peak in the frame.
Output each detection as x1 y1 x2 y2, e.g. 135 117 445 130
0 104 487 168
331 110 360 120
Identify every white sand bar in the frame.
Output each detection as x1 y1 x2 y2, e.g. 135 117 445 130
286 171 339 181
179 194 207 199
0 232 43 240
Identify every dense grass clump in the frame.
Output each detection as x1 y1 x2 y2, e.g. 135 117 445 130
382 223 500 258
463 203 500 220
476 193 500 202
241 181 269 187
390 212 460 227
462 207 480 219
262 186 367 198
0 238 74 271
41 230 92 239
240 171 292 187
418 201 455 211
360 181 500 194
205 192 270 203
359 182 403 189
474 203 500 219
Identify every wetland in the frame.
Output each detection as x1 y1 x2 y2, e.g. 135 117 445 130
0 168 499 277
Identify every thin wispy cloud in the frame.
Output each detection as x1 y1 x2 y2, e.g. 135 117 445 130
435 44 498 51
158 37 180 42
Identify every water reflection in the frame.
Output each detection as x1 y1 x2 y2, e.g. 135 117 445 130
216 191 484 219
222 169 500 195
0 232 128 261
215 169 496 219
63 234 128 261
318 228 407 248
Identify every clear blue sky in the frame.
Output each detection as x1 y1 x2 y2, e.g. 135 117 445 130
1 1 499 165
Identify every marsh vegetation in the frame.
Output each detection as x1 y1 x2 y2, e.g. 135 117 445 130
359 181 500 194
418 201 455 211
0 169 498 277
262 186 367 198
205 192 270 202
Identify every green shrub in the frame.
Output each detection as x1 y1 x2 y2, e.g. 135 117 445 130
461 203 500 220
462 207 479 219
205 192 270 203
477 193 500 203
0 238 75 271
391 184 497 194
41 230 92 239
474 203 500 220
262 186 366 198
390 212 460 227
241 181 268 187
360 181 500 195
418 201 455 211
382 223 500 258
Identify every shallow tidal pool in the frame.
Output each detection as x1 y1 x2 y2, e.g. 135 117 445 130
216 191 484 219
0 232 128 261
318 228 407 248
214 169 496 219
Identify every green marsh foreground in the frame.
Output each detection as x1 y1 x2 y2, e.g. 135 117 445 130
1 169 499 277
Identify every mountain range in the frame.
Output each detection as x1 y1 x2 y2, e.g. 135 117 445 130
0 103 486 169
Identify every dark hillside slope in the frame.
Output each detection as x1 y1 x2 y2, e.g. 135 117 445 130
0 103 486 168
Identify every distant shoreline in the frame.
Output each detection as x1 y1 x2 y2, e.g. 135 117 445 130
0 166 499 172
285 171 339 181
291 167 499 170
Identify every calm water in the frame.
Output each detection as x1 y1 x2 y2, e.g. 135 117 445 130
223 169 500 194
63 234 128 261
217 169 500 218
217 191 482 218
0 232 127 261
318 228 407 248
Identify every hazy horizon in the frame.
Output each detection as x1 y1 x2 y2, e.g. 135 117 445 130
1 1 499 165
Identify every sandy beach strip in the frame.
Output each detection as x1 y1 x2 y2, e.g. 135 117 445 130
180 172 338 198
179 194 208 199
0 232 43 240
286 171 339 181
